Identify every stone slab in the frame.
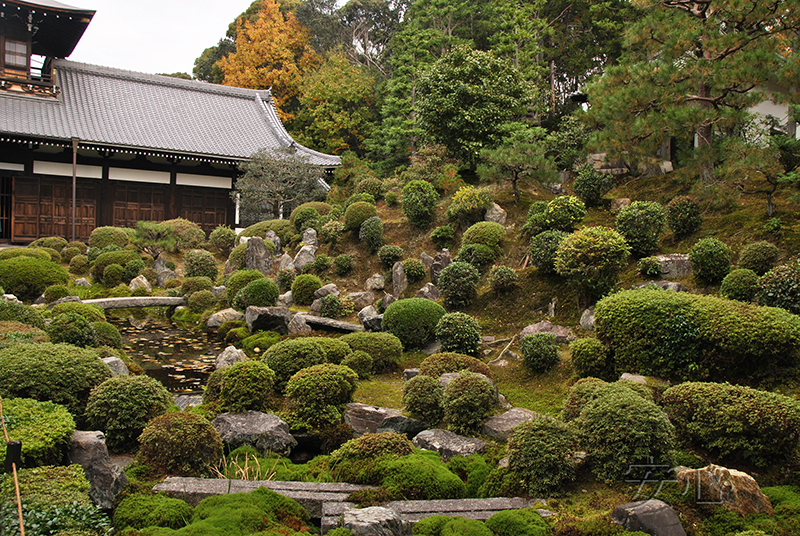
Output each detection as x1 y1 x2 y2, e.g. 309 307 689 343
303 315 364 334
82 296 186 309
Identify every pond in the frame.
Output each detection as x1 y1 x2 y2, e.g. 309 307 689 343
115 319 222 393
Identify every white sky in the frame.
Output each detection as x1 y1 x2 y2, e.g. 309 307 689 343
68 0 256 75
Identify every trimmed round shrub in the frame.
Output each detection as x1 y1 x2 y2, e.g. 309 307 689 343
342 350 373 379
356 177 385 199
419 353 491 383
225 269 265 303
290 201 333 226
162 218 205 251
573 164 614 207
382 298 446 350
320 219 345 246
233 278 279 311
758 258 800 314
345 201 378 231
320 294 345 318
0 301 45 329
184 249 218 281
462 221 505 256
574 388 675 483
289 273 321 305
286 363 358 429
615 201 666 257
103 263 125 287
445 186 494 227
438 261 480 308
485 509 548 536
665 195 702 238
227 242 247 271
124 258 146 283
385 191 399 206
37 246 62 263
330 432 415 464
113 494 193 531
738 240 779 275
435 312 481 357
402 375 444 425
30 236 68 251
529 230 568 274
378 245 404 269
0 342 112 420
520 333 559 374
0 248 50 261
219 360 276 413
91 249 140 282
340 331 404 372
0 398 74 469
263 337 330 392
88 226 129 249
402 258 426 283
545 196 586 231
313 253 332 274
240 331 281 357
92 321 123 349
430 224 455 249
46 312 96 348
307 336 352 364
51 302 106 322
0 256 69 302
554 226 631 299
507 417 577 497
570 338 612 380
180 276 214 297
208 224 237 256
689 237 732 284
61 246 82 264
333 254 354 276
637 256 662 277
456 243 498 271
359 216 384 254
488 265 518 293
86 375 172 450
69 253 89 275
663 382 800 466
442 371 496 435
67 240 88 254
402 180 439 228
562 378 619 422
137 412 223 477
43 284 70 303
380 453 466 501
188 289 216 313
276 268 297 291
720 268 759 302
293 206 322 233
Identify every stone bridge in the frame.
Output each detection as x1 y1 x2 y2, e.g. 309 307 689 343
81 296 187 309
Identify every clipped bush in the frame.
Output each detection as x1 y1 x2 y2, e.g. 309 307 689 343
385 191 399 206
138 412 223 477
225 269 265 303
402 258 427 283
403 375 444 425
345 201 378 231
103 263 125 287
61 246 82 264
662 382 800 466
616 201 666 257
91 249 140 282
188 289 216 313
276 267 297 291
402 180 439 228
123 258 145 283
0 342 112 420
38 246 62 263
0 398 74 469
226 242 248 271
485 508 548 536
291 273 323 305
86 375 171 450
356 177 385 199
561 378 653 422
720 268 759 302
0 248 49 261
88 226 129 249
382 298 446 350
462 221 505 256
240 331 281 357
488 265 518 293
507 417 577 497
529 230 568 274
521 333 560 374
345 192 376 207
570 338 612 380
184 249 218 281
180 276 214 297
573 164 614 207
46 312 96 348
208 224 237 256
286 363 358 429
293 206 322 233
445 186 494 227
263 337 330 392
69 253 89 275
435 312 481 357
637 256 662 277
319 294 345 318
378 245 404 269
358 216 383 254
758 258 800 314
313 253 332 275
92 321 123 349
438 261 480 308
29 236 68 251
419 352 491 378
554 226 631 299
67 240 88 253
219 360 276 413
233 278 279 311
545 196 586 231
43 284 70 303
330 432 414 464
665 195 701 238
162 218 205 251
689 237 732 284
113 494 193 531
320 219 345 246
0 301 45 329
87 243 122 262
442 371 496 435
738 240 779 275
51 301 106 322
456 243 498 271
342 350 373 379
340 331 404 372
333 254 354 276
430 224 456 249
290 201 333 226
0 256 69 302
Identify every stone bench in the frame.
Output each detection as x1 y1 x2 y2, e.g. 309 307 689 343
321 497 538 534
83 296 187 309
153 477 374 518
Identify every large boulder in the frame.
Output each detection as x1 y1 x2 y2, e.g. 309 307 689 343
102 357 129 377
303 316 364 334
376 415 428 439
129 275 152 293
675 465 773 516
392 261 408 297
348 291 376 311
610 500 686 536
215 345 248 370
288 313 313 335
579 307 595 331
365 273 386 291
212 412 297 456
302 228 318 247
68 431 128 509
655 254 692 279
315 283 340 299
341 506 409 536
207 308 244 328
293 245 317 272
430 250 452 286
246 306 293 335
345 403 402 436
481 408 540 441
484 203 507 225
246 237 273 276
362 314 384 332
278 253 295 274
358 305 379 324
412 429 487 462
414 283 440 301
520 320 575 344
156 268 177 287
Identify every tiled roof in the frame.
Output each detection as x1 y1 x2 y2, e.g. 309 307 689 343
0 60 341 166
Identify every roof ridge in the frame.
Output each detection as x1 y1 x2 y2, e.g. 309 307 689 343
54 59 272 100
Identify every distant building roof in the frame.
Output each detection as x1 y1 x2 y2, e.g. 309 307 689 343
0 59 341 166
2 1 95 58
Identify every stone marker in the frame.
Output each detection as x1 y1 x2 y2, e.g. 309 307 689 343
315 283 340 299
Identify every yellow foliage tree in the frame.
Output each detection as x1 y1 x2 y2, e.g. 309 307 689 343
218 0 321 122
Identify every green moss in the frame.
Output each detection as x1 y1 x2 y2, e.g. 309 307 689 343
0 398 75 469
114 493 194 530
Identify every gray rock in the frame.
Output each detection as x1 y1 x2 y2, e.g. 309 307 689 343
265 230 281 252
619 373 648 384
520 320 575 344
363 314 384 332
68 431 128 509
482 408 540 441
215 345 248 369
293 245 318 272
303 315 364 334
349 291 376 311
365 273 386 291
207 308 244 328
377 415 428 439
223 259 236 277
212 412 297 456
156 268 177 287
403 368 419 382
341 506 409 536
315 283 340 299
246 306 293 335
611 500 686 536
580 307 595 331
129 275 152 293
633 280 688 292
345 403 402 436
288 313 313 335
302 228 318 247
414 283 440 301
75 278 91 287
154 258 167 273
382 293 396 309
611 198 632 213
246 237 273 276
412 429 487 462
83 296 186 309
174 394 202 410
278 253 295 274
420 252 434 272
309 298 323 315
48 295 82 309
392 261 408 297
102 357 129 377
358 305 379 324
33 294 45 305
655 254 692 279
485 203 507 225
2 294 20 303
277 291 294 307
430 250 452 285
420 340 441 355
212 285 226 299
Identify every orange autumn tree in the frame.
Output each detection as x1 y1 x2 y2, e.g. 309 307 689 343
218 0 321 122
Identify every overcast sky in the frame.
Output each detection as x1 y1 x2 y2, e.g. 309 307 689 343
68 0 256 75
